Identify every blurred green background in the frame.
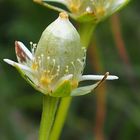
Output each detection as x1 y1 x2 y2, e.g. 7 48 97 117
0 0 140 140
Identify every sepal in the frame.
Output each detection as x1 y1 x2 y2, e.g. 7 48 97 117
14 64 39 91
15 41 33 64
50 80 72 97
71 72 108 96
3 59 41 93
3 59 32 72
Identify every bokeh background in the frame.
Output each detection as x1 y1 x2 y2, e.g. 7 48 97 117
0 0 140 140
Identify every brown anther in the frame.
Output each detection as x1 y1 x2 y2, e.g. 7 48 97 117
15 41 29 63
95 72 109 89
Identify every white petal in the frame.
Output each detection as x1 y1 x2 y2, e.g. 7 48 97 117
16 41 33 60
80 74 118 81
71 73 110 96
53 74 73 90
107 0 129 15
3 59 32 72
57 74 73 83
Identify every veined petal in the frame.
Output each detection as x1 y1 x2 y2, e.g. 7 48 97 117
53 74 73 89
71 72 109 96
80 73 118 81
15 41 33 63
3 59 32 72
4 58 40 92
71 82 99 96
58 74 73 82
106 0 130 18
112 0 130 11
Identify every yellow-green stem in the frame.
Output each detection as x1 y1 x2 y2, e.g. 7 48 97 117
79 22 106 139
39 95 59 140
49 22 96 140
78 22 96 48
50 97 72 140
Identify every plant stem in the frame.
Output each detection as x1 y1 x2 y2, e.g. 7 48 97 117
50 97 72 140
49 22 96 140
39 95 59 140
86 29 106 140
79 22 106 140
33 0 64 13
78 22 96 48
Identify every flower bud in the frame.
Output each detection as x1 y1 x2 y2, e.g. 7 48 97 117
33 12 86 93
40 0 130 23
4 12 118 97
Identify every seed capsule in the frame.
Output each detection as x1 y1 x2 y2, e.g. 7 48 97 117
34 12 86 92
4 12 118 97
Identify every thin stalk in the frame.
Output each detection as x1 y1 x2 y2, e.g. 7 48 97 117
110 14 138 91
79 22 106 140
78 22 96 48
33 0 64 13
79 23 106 140
49 22 96 140
110 14 130 65
88 39 106 140
48 22 94 139
39 95 59 140
50 97 72 140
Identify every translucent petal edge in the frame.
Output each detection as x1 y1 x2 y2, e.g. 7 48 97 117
3 59 32 72
16 41 33 60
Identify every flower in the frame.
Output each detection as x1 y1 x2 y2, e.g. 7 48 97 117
4 12 118 97
34 0 129 22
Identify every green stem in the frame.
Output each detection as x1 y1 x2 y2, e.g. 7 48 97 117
50 97 72 140
48 22 96 140
78 22 96 48
39 95 59 140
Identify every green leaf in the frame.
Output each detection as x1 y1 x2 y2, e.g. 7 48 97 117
51 80 72 97
71 82 100 96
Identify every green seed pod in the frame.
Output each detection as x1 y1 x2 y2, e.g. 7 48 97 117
33 12 86 93
4 12 118 97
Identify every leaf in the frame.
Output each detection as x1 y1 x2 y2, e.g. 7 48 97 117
51 80 72 97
